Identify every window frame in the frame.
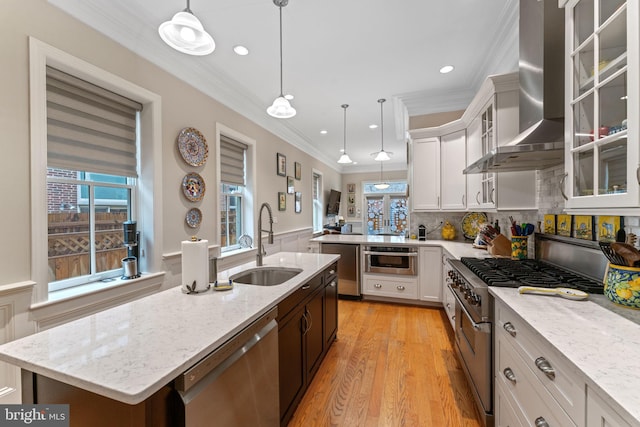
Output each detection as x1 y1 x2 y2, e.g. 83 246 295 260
29 37 164 306
312 169 323 233
215 124 256 256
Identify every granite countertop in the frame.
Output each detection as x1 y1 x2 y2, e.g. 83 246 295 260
491 288 640 426
310 234 492 259
0 252 339 405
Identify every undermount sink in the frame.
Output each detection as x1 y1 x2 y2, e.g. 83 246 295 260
230 267 302 286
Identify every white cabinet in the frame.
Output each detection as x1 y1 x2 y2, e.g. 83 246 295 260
418 246 442 302
586 386 632 427
561 0 640 210
411 137 440 210
440 130 467 210
362 274 418 300
495 298 584 427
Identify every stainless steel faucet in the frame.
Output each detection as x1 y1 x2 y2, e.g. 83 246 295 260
257 202 274 266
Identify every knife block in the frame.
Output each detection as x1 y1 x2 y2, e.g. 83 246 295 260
487 234 511 258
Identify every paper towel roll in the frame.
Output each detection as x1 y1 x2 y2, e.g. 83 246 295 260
182 238 209 293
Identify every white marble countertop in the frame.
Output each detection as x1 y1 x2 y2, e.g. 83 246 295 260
0 252 339 405
491 287 640 426
310 234 492 259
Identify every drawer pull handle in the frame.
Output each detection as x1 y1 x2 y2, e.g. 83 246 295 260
535 357 556 380
503 367 516 384
503 322 517 337
397 285 405 291
374 283 382 289
534 416 549 427
301 284 311 290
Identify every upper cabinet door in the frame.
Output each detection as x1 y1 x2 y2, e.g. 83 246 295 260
411 138 440 210
564 0 639 209
440 130 467 210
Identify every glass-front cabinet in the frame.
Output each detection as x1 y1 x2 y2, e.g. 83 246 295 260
563 0 639 209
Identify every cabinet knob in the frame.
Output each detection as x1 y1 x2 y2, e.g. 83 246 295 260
329 281 337 287
503 367 517 384
374 283 382 289
329 269 336 275
396 285 405 291
503 322 517 337
534 417 549 427
535 357 556 380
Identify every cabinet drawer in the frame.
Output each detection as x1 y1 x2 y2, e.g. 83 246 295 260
496 335 576 427
362 275 418 300
496 303 584 425
495 378 525 427
277 272 324 322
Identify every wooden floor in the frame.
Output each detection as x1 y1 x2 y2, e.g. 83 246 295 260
287 300 482 427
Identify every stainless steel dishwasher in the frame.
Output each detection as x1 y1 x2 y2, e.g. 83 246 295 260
174 307 279 427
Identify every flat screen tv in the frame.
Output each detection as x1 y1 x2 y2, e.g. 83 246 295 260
326 189 341 216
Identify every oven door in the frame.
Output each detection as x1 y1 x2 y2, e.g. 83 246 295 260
449 285 492 421
363 247 417 276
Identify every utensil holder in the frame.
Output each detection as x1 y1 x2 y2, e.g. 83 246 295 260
122 257 138 279
604 263 640 308
511 236 528 260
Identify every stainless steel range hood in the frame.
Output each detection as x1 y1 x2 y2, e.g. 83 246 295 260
465 0 565 174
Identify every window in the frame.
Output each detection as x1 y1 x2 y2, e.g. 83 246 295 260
312 171 323 233
30 37 163 305
218 132 252 252
45 66 141 291
363 181 409 235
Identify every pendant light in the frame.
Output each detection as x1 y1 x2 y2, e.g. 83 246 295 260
337 104 353 164
158 0 215 56
374 162 390 190
371 98 393 161
267 0 296 119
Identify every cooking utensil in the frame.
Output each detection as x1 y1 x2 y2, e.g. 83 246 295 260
523 223 535 235
611 242 640 267
599 242 627 266
518 286 589 300
616 228 626 243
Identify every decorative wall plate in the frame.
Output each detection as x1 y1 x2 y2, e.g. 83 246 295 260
461 212 489 240
182 172 206 202
185 208 202 228
177 127 208 167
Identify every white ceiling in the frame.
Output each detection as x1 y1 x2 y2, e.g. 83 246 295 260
48 0 519 173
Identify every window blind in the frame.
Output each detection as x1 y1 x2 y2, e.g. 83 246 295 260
46 66 142 177
220 135 247 186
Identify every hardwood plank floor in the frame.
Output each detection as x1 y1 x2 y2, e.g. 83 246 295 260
287 300 482 427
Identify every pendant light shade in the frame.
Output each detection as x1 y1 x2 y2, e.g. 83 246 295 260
158 0 215 56
267 0 296 119
337 104 353 164
371 98 393 161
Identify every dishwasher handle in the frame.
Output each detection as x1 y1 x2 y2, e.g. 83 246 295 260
175 307 278 393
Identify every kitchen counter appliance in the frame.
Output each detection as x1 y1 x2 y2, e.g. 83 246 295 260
446 233 607 427
321 243 361 298
364 245 418 276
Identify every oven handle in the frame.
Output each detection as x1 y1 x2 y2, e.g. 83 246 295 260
447 284 485 331
363 251 418 257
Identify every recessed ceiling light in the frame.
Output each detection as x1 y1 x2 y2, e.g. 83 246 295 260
284 94 294 100
233 45 249 56
440 65 455 74
320 130 328 134
352 161 358 165
369 124 378 129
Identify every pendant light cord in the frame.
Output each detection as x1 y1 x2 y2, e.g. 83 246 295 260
378 98 385 151
343 104 348 153
185 0 192 13
278 5 284 97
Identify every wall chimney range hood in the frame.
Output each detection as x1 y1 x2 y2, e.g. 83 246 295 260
465 0 565 174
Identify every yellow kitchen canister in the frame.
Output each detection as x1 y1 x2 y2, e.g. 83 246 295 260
441 221 456 240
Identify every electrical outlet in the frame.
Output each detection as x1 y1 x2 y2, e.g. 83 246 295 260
273 217 278 223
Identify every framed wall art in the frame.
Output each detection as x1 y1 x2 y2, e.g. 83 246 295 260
573 215 593 240
294 162 301 180
347 183 355 193
295 192 301 213
277 153 286 176
287 176 295 194
278 192 286 211
556 214 571 237
347 193 355 205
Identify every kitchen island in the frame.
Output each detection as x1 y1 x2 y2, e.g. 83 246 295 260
0 252 338 409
